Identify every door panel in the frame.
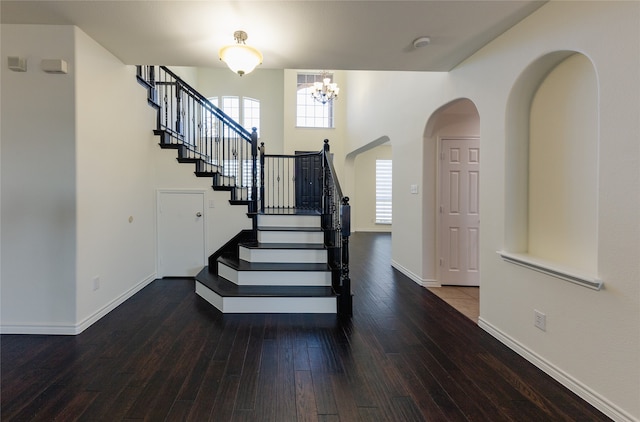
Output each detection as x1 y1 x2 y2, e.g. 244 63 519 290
158 191 205 277
294 152 322 210
440 138 480 286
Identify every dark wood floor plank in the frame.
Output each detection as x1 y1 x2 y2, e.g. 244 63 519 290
308 348 339 415
276 345 298 421
0 234 612 422
165 399 194 421
233 317 266 411
209 374 241 422
295 370 319 422
185 360 227 422
253 340 278 421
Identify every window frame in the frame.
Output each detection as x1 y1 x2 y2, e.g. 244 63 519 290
375 159 392 225
296 72 335 129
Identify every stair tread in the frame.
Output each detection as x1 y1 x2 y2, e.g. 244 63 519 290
258 226 323 232
218 255 330 272
196 267 335 297
240 242 326 250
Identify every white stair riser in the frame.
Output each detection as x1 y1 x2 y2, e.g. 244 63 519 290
258 214 321 228
258 230 324 244
239 247 327 263
218 263 331 286
196 282 336 313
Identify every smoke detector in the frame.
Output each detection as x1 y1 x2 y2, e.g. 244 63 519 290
412 36 431 49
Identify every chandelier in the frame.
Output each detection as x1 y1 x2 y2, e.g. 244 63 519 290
311 72 340 104
219 30 263 76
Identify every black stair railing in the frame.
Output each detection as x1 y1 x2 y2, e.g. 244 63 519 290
321 140 352 316
136 65 259 210
259 140 352 316
137 66 351 316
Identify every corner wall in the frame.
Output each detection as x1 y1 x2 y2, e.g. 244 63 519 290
74 28 159 329
452 3 639 419
341 2 639 419
1 24 78 331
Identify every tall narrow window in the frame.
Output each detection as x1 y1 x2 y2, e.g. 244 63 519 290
222 96 240 122
376 159 392 224
296 73 334 128
243 97 260 135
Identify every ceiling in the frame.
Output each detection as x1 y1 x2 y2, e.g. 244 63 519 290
1 1 545 72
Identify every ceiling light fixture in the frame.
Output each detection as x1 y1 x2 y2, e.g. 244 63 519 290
219 30 263 76
311 72 340 104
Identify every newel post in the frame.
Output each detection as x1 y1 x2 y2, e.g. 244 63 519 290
339 196 353 317
259 142 265 212
322 139 331 218
249 127 258 236
251 128 259 217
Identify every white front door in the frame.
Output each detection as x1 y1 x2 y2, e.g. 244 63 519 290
157 190 205 277
439 138 480 286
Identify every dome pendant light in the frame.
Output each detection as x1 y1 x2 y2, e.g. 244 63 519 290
219 30 263 76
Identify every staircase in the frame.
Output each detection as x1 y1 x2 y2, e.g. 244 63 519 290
195 211 337 313
136 65 352 316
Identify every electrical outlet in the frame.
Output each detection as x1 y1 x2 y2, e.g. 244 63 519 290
92 276 100 291
534 309 546 331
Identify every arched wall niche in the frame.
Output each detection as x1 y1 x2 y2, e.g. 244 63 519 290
504 50 599 278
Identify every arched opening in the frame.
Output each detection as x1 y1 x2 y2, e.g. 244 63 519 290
345 136 392 233
423 98 481 321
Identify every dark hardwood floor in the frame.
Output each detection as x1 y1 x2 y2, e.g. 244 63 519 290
1 233 610 421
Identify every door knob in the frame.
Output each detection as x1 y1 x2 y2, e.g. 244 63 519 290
196 212 202 217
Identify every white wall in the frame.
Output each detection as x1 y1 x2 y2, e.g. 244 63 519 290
458 3 638 420
0 25 254 334
340 3 639 420
74 28 159 329
1 25 78 331
343 70 451 284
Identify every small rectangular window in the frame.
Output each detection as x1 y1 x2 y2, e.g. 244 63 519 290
296 73 334 128
376 159 392 224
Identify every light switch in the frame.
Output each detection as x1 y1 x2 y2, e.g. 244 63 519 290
410 184 419 194
209 199 215 208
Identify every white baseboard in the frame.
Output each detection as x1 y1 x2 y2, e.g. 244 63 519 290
390 260 438 287
1 273 157 335
353 227 392 233
478 317 637 422
75 272 157 334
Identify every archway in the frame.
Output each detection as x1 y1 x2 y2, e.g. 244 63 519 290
423 98 481 320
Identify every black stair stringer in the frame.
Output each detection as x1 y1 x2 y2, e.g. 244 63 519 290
207 229 257 275
151 128 254 214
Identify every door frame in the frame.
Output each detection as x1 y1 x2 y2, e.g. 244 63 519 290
156 189 208 277
436 136 480 285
